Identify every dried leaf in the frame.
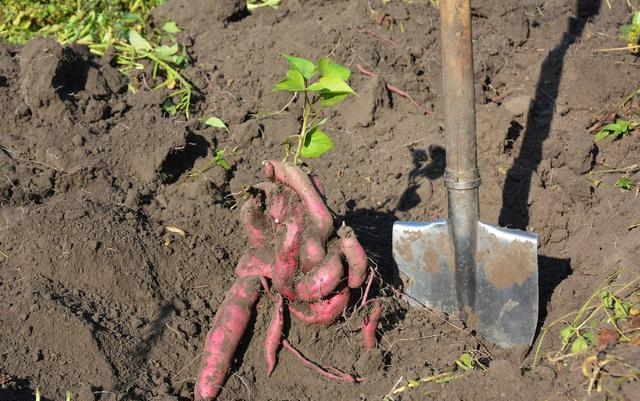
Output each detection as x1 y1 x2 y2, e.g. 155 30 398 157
596 326 618 350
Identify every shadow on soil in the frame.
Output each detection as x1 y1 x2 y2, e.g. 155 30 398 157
497 0 601 334
355 0 600 342
499 0 601 229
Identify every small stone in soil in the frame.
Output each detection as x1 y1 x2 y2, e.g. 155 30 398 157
72 134 85 146
154 382 171 395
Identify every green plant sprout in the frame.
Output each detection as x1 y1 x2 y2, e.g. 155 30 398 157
272 55 356 165
619 10 640 52
454 351 487 371
594 119 636 141
186 148 231 181
204 116 229 132
615 176 636 191
247 0 281 11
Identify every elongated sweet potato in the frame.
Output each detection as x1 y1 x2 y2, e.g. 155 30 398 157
263 160 333 241
362 300 382 351
289 286 350 325
271 202 304 300
338 224 368 288
235 247 274 279
194 276 262 401
294 249 344 302
265 293 284 376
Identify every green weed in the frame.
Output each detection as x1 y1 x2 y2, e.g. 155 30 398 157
382 351 486 401
0 0 163 44
90 23 193 117
615 176 636 191
1 1 196 118
619 10 640 52
186 148 231 181
533 270 640 397
272 55 355 164
595 119 636 141
454 351 487 371
203 116 229 133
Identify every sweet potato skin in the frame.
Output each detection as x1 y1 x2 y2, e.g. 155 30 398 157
299 233 326 272
235 248 274 279
271 202 304 300
240 194 271 248
264 161 333 241
194 276 261 401
362 300 382 351
289 286 350 325
265 293 284 376
294 250 344 302
338 225 368 289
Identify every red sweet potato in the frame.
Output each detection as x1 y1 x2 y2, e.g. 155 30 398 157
308 172 326 197
265 293 284 376
289 286 350 325
263 161 333 241
194 276 262 401
267 184 290 224
362 300 382 351
299 233 326 272
235 247 274 279
240 193 271 248
271 202 305 300
338 224 368 289
294 249 344 302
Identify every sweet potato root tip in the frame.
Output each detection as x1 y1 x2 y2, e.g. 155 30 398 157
282 339 364 382
289 286 350 325
240 194 271 248
194 276 262 401
263 160 333 241
294 250 344 302
308 172 326 197
265 293 284 376
338 225 368 289
362 300 382 351
235 248 274 279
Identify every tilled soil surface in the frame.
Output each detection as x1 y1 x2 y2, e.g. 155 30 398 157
1 1 639 400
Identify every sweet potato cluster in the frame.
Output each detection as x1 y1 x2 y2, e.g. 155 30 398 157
194 161 373 400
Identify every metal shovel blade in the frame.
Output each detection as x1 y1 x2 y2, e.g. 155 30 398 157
393 220 538 348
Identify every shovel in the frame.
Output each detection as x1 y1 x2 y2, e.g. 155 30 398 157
392 0 538 348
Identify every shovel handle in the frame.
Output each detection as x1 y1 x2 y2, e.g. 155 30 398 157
440 0 479 312
440 0 479 188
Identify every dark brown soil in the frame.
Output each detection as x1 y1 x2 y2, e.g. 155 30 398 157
1 1 639 400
